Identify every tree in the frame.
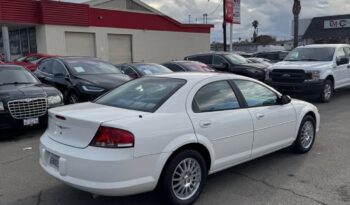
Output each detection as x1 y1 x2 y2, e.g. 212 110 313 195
254 35 276 45
293 0 301 48
252 20 259 42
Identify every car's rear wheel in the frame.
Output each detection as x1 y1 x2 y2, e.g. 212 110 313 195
320 79 333 103
160 150 207 205
291 115 316 154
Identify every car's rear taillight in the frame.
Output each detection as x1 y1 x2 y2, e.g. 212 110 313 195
90 126 134 148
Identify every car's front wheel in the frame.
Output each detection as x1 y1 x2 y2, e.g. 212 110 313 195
291 115 316 154
67 92 79 104
160 150 207 205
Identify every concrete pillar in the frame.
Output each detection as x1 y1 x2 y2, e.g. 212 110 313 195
2 26 10 62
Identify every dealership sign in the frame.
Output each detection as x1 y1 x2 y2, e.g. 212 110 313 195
324 19 350 29
224 0 241 24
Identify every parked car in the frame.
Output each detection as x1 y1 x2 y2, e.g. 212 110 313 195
253 51 289 63
234 51 253 58
247 57 272 67
0 60 4 64
162 61 215 72
0 65 63 130
116 63 172 79
11 53 54 72
34 57 131 104
39 72 319 205
266 44 350 102
185 52 267 81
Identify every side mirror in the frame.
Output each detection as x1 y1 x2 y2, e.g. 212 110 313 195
337 57 349 65
279 95 292 105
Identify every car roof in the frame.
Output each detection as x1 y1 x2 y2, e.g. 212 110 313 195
166 61 203 64
0 65 25 70
186 52 232 57
152 72 250 82
301 44 349 48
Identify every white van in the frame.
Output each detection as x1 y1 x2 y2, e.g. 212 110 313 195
266 44 350 102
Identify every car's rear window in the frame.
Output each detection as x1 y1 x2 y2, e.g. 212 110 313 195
95 77 186 112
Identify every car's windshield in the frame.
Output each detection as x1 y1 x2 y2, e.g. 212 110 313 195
181 62 214 72
133 64 172 75
224 54 248 65
65 59 122 75
96 77 186 112
14 56 26 62
0 67 39 85
284 47 335 61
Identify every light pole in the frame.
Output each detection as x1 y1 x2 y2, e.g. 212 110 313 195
293 0 301 48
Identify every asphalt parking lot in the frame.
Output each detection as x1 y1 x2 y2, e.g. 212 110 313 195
1 88 350 205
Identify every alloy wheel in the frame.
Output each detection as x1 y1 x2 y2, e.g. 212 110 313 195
171 158 202 201
300 121 315 149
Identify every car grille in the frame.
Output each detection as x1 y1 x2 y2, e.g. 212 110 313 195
7 98 47 119
270 69 306 83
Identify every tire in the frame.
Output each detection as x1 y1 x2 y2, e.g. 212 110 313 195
67 92 79 104
160 150 207 205
291 115 316 154
320 79 333 103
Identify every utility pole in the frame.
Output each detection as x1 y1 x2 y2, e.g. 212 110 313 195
188 15 191 24
223 0 227 52
293 0 301 48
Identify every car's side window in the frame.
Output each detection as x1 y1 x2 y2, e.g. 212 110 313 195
234 80 278 107
121 66 138 77
38 60 53 74
336 48 346 59
164 63 185 72
51 60 68 76
212 55 227 66
193 81 240 113
343 47 350 58
188 55 212 64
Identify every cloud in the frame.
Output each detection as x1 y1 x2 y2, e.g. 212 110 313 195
65 0 350 42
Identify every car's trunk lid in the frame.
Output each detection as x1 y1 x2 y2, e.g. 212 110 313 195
47 102 149 148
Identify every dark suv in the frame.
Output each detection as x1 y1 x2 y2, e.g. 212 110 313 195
184 52 267 81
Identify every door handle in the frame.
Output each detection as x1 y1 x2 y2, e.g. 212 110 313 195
347 65 350 69
199 121 212 128
256 113 265 120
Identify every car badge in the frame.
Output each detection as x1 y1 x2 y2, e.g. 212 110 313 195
24 98 33 103
282 74 291 78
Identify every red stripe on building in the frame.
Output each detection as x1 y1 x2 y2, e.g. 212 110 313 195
0 0 212 33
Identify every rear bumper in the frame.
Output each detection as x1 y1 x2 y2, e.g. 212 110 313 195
39 132 167 196
266 80 324 97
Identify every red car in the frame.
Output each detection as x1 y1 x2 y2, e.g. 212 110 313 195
11 54 53 72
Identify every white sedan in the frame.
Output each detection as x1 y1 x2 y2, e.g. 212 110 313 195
40 73 320 205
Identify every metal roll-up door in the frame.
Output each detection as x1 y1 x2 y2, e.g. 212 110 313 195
65 32 96 57
108 34 132 64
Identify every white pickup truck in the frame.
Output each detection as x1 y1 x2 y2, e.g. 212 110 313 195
266 44 350 102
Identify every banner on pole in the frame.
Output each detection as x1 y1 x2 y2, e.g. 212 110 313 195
233 0 241 24
224 0 234 23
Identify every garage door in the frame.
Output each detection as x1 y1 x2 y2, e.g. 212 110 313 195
65 32 96 57
108 34 132 64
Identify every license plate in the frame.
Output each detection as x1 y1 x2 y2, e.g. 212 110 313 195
49 153 60 169
23 118 39 126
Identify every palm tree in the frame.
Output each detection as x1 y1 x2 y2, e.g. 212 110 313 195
293 0 301 48
252 20 259 42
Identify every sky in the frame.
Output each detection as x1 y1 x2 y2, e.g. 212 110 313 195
65 0 350 42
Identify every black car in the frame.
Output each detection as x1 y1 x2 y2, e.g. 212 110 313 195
253 51 289 63
162 61 215 72
0 65 63 130
184 52 267 81
35 57 131 104
116 63 172 79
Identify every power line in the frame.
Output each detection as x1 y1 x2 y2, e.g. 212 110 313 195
208 0 223 16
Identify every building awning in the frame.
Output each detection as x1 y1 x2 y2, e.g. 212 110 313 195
303 14 350 39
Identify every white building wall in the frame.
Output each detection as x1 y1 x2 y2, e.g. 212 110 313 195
37 25 210 63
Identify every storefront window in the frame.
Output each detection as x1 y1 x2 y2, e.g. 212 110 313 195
20 29 29 55
9 30 20 55
29 28 37 53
